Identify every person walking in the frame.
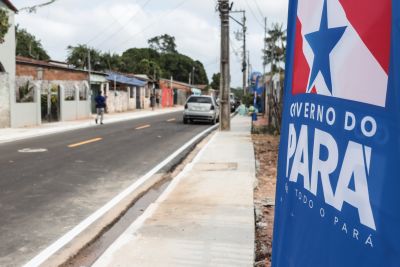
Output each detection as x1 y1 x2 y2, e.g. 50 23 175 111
95 91 106 125
150 94 155 111
156 93 160 108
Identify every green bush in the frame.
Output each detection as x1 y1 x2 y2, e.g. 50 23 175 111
0 9 10 44
17 81 34 103
241 93 254 107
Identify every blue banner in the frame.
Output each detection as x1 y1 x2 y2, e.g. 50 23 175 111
272 0 400 266
250 71 264 95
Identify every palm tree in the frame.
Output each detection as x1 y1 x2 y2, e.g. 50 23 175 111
262 23 287 132
263 23 286 73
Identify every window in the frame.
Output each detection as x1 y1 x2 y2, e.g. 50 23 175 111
64 85 75 101
187 96 212 104
16 81 34 103
130 87 135 98
79 85 87 100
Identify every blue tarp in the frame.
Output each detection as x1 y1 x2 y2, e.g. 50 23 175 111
106 72 147 87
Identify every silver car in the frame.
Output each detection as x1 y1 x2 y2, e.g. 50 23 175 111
183 95 219 124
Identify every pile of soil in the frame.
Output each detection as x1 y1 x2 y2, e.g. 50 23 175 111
252 134 280 267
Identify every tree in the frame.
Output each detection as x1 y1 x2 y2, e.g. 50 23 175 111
262 23 287 131
263 23 286 72
0 8 10 44
158 53 192 82
121 46 208 84
120 48 160 73
148 34 178 54
16 26 50 60
210 73 220 90
63 34 208 85
136 59 162 80
193 60 209 85
66 44 102 71
98 52 122 71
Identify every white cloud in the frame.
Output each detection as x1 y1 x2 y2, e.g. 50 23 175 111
12 0 288 87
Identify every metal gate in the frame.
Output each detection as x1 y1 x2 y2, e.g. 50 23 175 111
41 85 60 122
136 86 141 109
91 84 101 114
173 89 178 105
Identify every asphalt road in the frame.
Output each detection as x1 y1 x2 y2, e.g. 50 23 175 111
0 111 212 267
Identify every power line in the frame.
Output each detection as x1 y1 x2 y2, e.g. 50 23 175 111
20 0 59 13
243 0 264 29
106 0 190 52
93 0 153 49
203 58 219 67
252 0 265 20
85 0 142 45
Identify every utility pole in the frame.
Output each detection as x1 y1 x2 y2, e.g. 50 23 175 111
263 17 267 81
242 13 247 94
263 17 269 120
247 50 251 88
218 0 231 131
87 48 92 92
231 10 246 94
192 66 195 86
87 48 92 116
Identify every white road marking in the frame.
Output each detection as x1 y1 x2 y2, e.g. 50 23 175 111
135 124 151 130
18 148 48 153
23 124 219 267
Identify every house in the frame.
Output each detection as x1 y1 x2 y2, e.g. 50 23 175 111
0 0 17 128
15 56 108 126
127 74 157 109
105 72 147 113
159 79 200 107
130 74 160 101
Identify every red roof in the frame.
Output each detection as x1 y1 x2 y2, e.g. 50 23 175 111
16 56 106 76
2 0 18 12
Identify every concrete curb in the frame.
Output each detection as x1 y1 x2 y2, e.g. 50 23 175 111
42 173 166 267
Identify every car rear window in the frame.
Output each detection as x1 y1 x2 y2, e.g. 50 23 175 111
187 97 212 104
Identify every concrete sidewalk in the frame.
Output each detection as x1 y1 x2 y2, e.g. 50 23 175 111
92 115 255 267
0 107 183 144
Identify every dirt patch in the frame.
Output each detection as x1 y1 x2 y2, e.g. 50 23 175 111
252 134 279 267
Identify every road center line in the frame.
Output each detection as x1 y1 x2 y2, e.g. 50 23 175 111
68 138 102 148
23 124 218 267
135 124 151 130
167 118 176 122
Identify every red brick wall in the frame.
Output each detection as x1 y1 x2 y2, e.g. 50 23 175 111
159 80 191 92
16 63 87 81
16 64 36 78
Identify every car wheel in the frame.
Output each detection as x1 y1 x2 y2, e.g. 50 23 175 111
211 117 216 125
183 118 188 124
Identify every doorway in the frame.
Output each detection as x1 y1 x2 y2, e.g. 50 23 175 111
136 87 141 109
41 85 60 122
91 84 101 114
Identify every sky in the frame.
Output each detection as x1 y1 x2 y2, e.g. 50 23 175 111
12 0 288 87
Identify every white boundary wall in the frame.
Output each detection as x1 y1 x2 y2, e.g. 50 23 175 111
12 77 92 127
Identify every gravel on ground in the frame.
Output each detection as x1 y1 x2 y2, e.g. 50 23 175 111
252 134 279 267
